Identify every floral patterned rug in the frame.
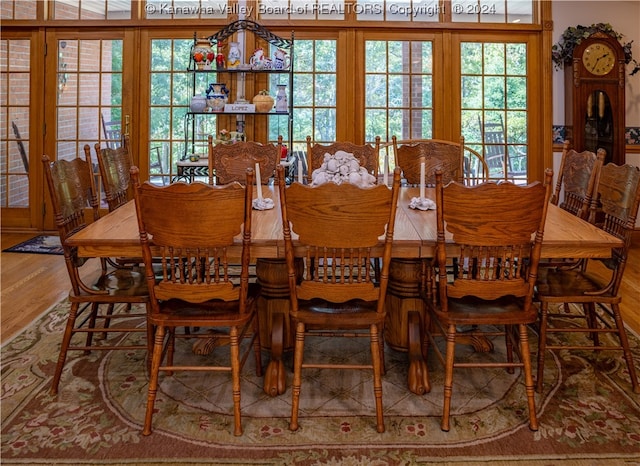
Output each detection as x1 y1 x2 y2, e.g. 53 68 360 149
2 301 639 466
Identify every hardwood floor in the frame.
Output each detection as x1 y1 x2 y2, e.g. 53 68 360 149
2 231 639 342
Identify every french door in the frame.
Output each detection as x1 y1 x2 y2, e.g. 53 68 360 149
41 29 137 228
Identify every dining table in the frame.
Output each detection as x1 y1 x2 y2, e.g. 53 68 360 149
66 185 624 396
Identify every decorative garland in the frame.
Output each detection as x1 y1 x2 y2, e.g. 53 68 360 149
552 23 640 76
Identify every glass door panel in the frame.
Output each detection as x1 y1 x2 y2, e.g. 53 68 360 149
1 38 31 212
45 30 128 223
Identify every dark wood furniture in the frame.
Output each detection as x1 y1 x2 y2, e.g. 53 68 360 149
277 165 401 433
42 153 148 396
564 31 626 165
536 162 640 395
131 167 262 437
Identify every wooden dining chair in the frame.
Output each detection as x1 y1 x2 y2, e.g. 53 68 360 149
426 168 553 432
305 136 380 184
540 141 605 271
42 153 149 396
208 135 282 185
277 164 401 433
551 140 605 219
392 136 465 186
535 162 640 395
94 135 133 212
131 167 262 437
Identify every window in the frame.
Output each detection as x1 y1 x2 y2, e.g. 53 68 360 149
460 41 528 181
149 38 192 183
365 40 434 142
291 39 338 150
0 38 30 208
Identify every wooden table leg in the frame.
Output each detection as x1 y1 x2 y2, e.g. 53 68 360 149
407 310 430 395
255 258 302 397
385 258 431 395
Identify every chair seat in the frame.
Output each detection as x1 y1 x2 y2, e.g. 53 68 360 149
295 298 385 328
71 267 148 301
151 287 260 327
432 295 538 326
536 267 619 303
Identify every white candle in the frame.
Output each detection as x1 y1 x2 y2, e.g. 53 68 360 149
383 153 389 186
298 159 303 184
255 162 263 199
419 158 426 200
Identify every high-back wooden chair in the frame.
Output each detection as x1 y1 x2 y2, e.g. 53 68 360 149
392 136 465 186
131 167 262 437
536 162 640 395
42 153 148 397
277 164 401 433
305 136 380 184
426 168 553 432
208 135 282 185
551 140 605 220
94 135 133 212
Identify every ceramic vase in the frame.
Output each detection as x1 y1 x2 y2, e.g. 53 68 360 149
193 39 214 70
275 85 288 113
189 94 207 112
227 41 241 69
206 83 229 112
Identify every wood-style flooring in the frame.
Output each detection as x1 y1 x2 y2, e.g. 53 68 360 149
2 232 639 342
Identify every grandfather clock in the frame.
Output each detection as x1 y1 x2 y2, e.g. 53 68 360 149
564 31 626 164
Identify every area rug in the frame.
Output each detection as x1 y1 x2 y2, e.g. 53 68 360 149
2 235 63 255
1 301 639 466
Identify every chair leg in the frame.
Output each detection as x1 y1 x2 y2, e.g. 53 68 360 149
99 303 116 340
166 328 175 376
289 321 305 431
142 325 165 436
252 313 263 377
50 301 80 396
441 324 456 432
611 303 640 394
370 324 385 433
585 303 600 345
229 326 243 436
518 323 538 431
85 303 100 351
505 324 515 374
536 302 549 393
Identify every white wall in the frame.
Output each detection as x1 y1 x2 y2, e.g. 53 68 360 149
552 1 640 226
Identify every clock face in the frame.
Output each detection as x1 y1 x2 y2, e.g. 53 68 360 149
582 42 616 76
